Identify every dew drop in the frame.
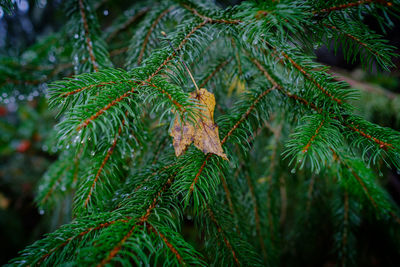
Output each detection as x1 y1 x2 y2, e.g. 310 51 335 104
39 209 45 215
291 168 296 174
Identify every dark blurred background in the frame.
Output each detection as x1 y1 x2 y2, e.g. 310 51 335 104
0 0 399 265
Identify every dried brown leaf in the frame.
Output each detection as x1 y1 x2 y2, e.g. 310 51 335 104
170 88 227 160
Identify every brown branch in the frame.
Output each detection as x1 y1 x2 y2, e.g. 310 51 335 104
97 223 138 267
76 86 137 131
252 43 342 104
190 154 211 192
182 4 242 25
76 20 211 131
38 217 131 264
79 0 99 72
207 207 241 266
98 177 174 266
302 118 325 152
221 85 277 145
323 23 382 58
147 224 184 265
247 53 280 88
107 8 150 41
61 80 138 98
280 50 343 104
84 117 126 208
314 0 393 14
338 155 400 224
328 67 398 100
199 58 232 88
41 165 71 204
109 46 129 57
247 52 325 114
245 174 267 260
220 172 235 217
138 7 175 65
76 15 240 131
283 91 322 113
344 122 394 151
250 56 395 152
143 81 185 112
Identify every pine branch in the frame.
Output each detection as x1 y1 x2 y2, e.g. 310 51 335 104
320 17 397 70
337 153 400 224
66 0 112 73
80 117 125 212
138 6 176 65
207 207 241 266
314 0 394 14
105 7 150 42
8 1 400 266
185 85 276 205
244 173 267 259
79 0 99 72
199 58 232 88
97 176 175 266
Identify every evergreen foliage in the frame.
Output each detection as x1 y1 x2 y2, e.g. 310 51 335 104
1 0 400 266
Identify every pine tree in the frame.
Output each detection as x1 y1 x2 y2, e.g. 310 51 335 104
2 0 400 266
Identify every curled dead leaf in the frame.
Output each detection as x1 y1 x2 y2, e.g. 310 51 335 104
170 88 227 160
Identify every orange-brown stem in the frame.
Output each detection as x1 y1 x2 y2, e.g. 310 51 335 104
61 81 138 98
199 58 231 88
76 16 239 131
280 51 342 104
182 4 242 25
38 218 130 265
245 174 267 259
344 122 393 151
302 119 325 152
41 165 71 204
250 56 394 152
315 0 393 14
76 86 137 131
208 207 241 266
79 0 99 72
221 85 276 145
107 8 150 41
138 7 175 65
98 177 174 266
147 224 184 264
323 23 381 58
84 117 125 208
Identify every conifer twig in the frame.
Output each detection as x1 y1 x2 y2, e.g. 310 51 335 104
161 30 200 92
79 0 99 72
